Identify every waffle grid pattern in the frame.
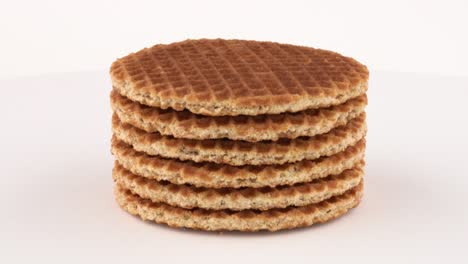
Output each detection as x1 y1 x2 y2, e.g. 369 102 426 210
111 39 368 116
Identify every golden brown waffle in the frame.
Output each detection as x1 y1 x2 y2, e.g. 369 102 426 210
111 90 367 142
112 112 366 165
111 137 365 188
115 181 363 231
113 161 363 211
110 39 368 116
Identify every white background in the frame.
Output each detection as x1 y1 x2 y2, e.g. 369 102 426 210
1 0 467 263
1 0 468 79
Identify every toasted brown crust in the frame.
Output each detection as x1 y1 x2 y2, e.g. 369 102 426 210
112 112 366 166
111 90 367 142
111 137 365 188
114 181 363 231
110 39 368 116
113 161 363 211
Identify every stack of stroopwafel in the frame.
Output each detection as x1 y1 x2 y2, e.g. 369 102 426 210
109 39 368 232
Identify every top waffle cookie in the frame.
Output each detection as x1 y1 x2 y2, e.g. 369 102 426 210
110 39 368 116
